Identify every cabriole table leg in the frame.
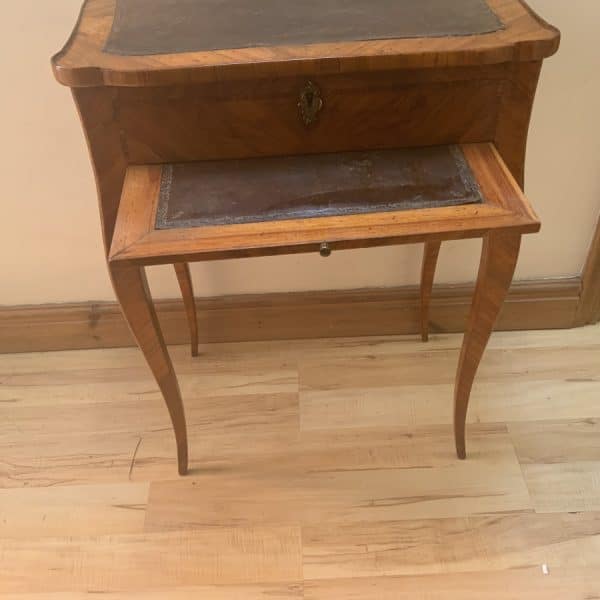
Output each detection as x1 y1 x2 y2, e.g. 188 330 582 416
110 262 189 475
454 231 521 459
420 240 442 342
174 262 199 357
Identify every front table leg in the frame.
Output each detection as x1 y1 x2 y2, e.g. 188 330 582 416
454 231 521 459
110 262 189 475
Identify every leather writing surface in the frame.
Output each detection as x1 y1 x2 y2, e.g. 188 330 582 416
155 146 483 230
105 0 502 56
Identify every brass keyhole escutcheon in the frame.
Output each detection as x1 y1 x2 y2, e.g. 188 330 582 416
298 81 323 127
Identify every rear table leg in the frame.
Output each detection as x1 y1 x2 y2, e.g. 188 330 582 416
174 263 199 357
420 241 442 342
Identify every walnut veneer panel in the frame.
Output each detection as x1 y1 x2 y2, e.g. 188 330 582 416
116 70 504 164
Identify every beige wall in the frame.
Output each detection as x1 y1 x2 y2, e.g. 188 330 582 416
1 0 599 306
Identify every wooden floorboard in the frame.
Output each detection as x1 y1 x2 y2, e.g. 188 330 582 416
1 324 599 595
303 569 600 599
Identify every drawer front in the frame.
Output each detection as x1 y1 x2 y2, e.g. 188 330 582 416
116 65 508 164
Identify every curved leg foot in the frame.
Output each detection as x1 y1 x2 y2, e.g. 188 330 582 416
110 262 188 475
420 241 442 342
454 232 521 459
174 263 199 357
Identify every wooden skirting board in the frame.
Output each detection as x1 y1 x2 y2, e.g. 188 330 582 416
576 213 600 326
0 277 580 354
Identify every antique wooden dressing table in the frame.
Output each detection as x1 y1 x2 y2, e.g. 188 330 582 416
53 0 559 475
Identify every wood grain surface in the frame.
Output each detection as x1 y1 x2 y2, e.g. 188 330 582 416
1 324 599 596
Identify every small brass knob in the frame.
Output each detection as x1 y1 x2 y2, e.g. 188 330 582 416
320 242 332 257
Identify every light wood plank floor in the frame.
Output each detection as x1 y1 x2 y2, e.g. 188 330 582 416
1 324 600 597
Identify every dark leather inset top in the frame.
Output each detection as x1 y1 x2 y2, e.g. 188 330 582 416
155 146 482 230
105 0 502 56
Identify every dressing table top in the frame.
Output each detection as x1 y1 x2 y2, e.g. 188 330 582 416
53 0 559 87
